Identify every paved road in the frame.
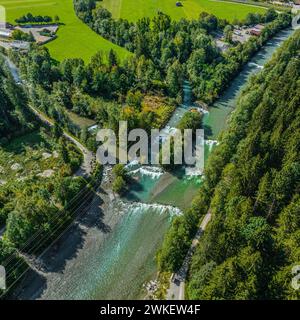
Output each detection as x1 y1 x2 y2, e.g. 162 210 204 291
28 105 94 178
166 211 212 300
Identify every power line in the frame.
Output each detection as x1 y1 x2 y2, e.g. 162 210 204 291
1 178 105 297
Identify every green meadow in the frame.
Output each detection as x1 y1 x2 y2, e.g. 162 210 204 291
66 110 96 129
0 0 267 62
0 0 130 63
101 0 267 22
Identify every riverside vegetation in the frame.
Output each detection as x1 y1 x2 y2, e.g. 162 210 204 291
0 58 97 295
0 1 296 299
157 29 300 300
8 6 291 152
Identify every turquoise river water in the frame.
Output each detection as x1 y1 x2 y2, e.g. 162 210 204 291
18 28 294 300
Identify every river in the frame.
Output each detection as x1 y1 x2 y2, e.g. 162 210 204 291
12 28 295 300
203 28 295 139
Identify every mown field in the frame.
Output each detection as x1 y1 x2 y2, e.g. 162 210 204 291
0 0 130 62
101 0 267 22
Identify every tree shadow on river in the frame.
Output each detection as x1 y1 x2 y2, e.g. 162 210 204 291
12 188 111 300
10 267 47 300
125 177 146 202
40 189 111 273
12 189 112 299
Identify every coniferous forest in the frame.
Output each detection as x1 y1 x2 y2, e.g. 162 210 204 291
158 29 300 300
0 57 33 143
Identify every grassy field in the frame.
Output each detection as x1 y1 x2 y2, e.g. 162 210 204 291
101 0 267 22
0 0 130 62
67 110 96 129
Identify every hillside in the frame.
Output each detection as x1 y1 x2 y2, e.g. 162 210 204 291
185 30 300 299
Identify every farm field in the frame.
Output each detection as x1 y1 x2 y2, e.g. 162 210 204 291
101 0 267 22
0 0 130 62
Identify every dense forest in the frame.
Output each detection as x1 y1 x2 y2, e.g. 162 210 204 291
0 56 33 144
73 0 291 103
8 6 291 153
9 42 178 151
158 29 300 300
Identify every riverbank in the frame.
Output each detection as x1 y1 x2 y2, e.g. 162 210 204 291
203 28 295 139
11 166 180 300
10 167 117 299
